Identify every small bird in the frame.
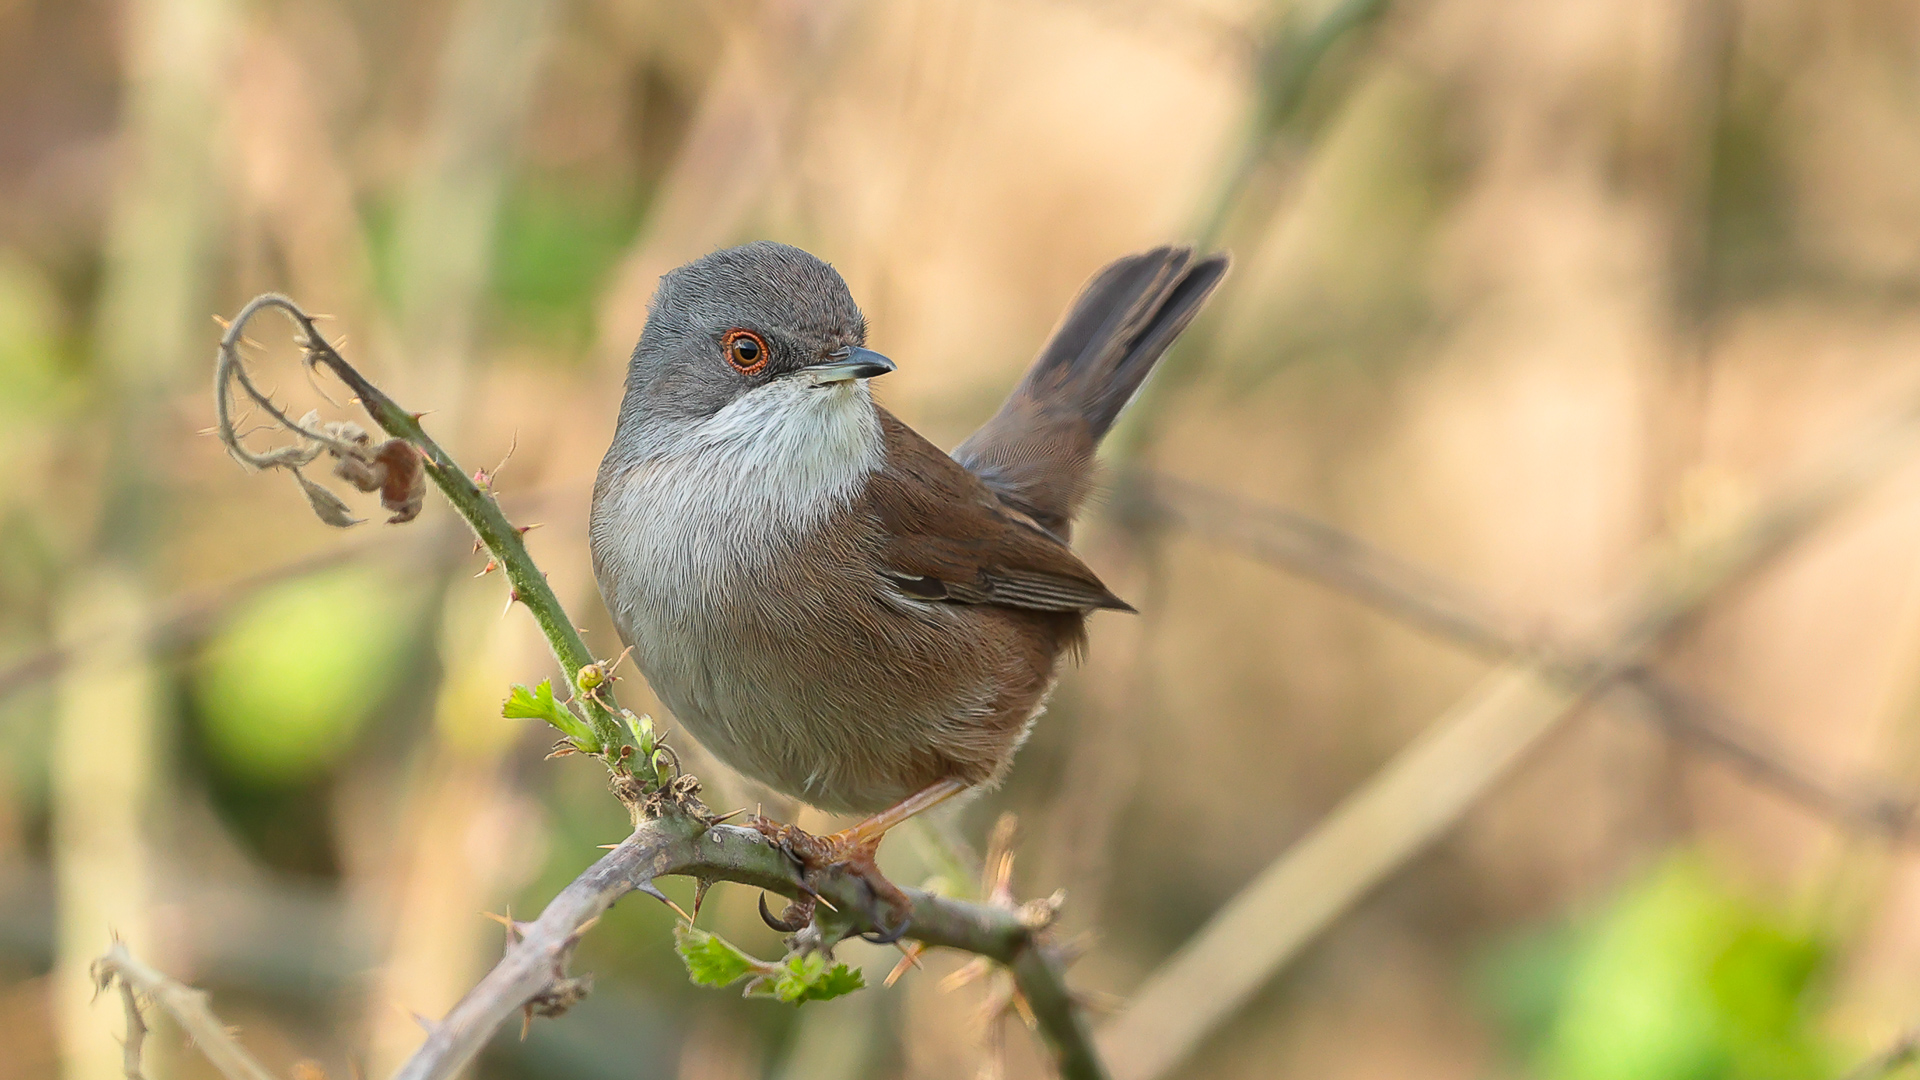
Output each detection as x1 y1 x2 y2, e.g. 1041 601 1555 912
590 241 1227 925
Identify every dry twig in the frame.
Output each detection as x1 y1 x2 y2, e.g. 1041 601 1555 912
92 941 279 1080
214 294 628 756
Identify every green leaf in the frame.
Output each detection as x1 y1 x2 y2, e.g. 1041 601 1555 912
503 680 592 744
674 926 864 1005
674 926 762 989
621 709 654 753
765 952 866 1005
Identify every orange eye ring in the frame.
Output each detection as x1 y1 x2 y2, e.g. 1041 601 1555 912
721 329 769 375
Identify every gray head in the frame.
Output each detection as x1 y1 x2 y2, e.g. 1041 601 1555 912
615 242 893 434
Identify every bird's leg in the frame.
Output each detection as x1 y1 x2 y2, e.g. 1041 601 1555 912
833 777 970 849
753 778 969 942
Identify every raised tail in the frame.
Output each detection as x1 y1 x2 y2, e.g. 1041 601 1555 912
954 246 1229 537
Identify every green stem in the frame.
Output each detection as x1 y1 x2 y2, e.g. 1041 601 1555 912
221 294 628 759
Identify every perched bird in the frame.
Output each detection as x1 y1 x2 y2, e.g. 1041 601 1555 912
590 241 1227 927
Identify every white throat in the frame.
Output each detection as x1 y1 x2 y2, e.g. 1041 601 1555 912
666 377 882 524
596 377 884 613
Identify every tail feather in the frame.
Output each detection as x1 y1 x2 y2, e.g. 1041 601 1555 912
955 246 1229 537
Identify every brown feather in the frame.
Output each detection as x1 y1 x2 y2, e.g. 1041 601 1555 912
865 411 1132 613
591 241 1225 815
955 247 1229 536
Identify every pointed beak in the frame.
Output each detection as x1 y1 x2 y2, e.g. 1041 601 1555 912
801 347 895 384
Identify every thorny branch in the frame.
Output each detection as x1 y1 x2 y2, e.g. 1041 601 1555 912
395 789 1100 1080
214 294 627 757
93 941 279 1080
209 294 1108 1080
1118 472 1920 841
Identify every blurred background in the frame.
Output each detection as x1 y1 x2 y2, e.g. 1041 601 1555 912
5 0 1920 1077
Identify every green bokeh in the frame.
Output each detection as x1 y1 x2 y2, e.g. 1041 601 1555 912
193 567 417 784
489 180 644 350
1482 856 1837 1080
360 178 644 356
0 251 71 423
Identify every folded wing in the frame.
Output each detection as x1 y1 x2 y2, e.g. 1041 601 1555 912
864 411 1130 614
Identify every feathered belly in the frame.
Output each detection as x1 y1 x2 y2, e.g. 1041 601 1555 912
593 485 1004 813
613 563 1010 813
589 388 1062 813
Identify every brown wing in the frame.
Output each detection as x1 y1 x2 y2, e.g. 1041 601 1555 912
863 410 1132 613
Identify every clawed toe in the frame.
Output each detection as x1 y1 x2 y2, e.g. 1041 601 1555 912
749 815 914 942
759 892 815 933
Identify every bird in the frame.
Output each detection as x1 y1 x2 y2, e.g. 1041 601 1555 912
590 241 1227 931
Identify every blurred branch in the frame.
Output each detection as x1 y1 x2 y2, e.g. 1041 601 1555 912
0 516 469 704
1043 0 1259 62
0 647 62 703
1112 0 1398 469
394 801 1101 1080
593 3 853 365
56 572 163 1080
0 478 577 708
1046 0 1405 927
1120 473 1920 838
1622 672 1920 839
1097 393 1920 1080
92 941 279 1080
1841 1026 1920 1080
1119 474 1522 656
0 862 371 993
113 969 146 1080
59 0 238 1072
1194 0 1398 248
391 0 557 408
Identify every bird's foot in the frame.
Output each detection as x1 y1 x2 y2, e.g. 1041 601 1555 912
750 779 970 944
750 818 915 944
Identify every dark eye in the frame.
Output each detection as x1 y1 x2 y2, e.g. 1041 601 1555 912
722 329 768 374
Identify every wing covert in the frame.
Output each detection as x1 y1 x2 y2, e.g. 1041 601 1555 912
864 411 1130 614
